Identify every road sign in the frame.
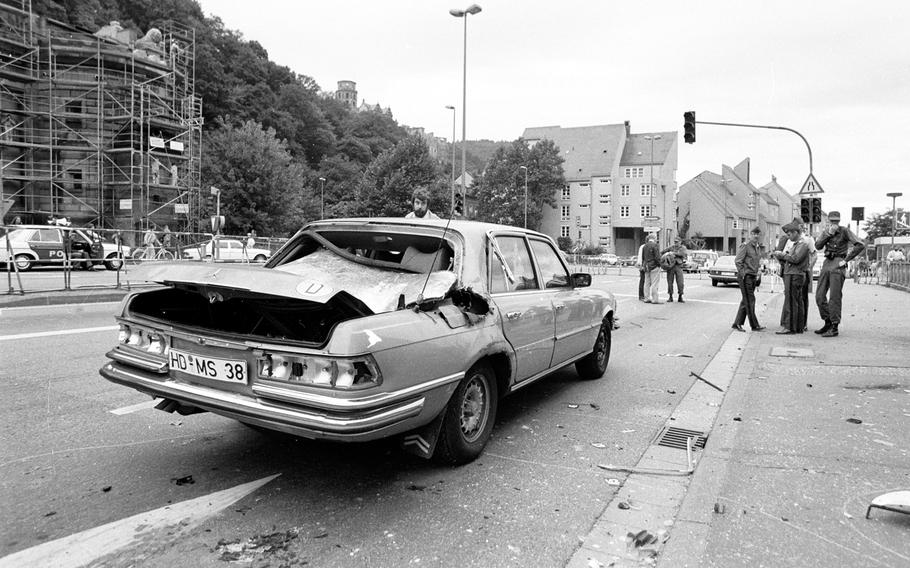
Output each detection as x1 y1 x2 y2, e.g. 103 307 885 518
643 226 661 233
798 173 824 195
641 216 660 227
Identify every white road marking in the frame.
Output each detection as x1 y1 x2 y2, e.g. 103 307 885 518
109 399 159 415
0 301 121 313
0 325 117 341
612 293 738 306
0 474 281 568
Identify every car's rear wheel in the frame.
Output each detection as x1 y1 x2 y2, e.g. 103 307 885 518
14 254 33 271
434 362 497 465
104 253 124 271
253 254 267 262
576 318 611 380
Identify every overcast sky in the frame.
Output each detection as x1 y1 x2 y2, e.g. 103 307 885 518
197 0 910 229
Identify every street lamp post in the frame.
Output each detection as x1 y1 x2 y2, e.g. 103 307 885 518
450 4 481 218
643 134 661 244
445 105 456 216
318 177 326 220
887 192 903 249
519 165 528 228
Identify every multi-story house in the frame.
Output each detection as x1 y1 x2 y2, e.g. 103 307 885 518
522 122 678 255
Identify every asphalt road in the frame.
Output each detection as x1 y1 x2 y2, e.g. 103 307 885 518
0 273 761 567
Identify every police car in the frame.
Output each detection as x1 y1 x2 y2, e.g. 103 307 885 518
0 224 130 271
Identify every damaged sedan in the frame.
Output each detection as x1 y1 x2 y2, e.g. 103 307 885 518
100 219 617 464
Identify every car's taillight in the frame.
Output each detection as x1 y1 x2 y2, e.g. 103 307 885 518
119 324 167 354
257 353 381 390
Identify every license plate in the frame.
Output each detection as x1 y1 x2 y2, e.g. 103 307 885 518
168 348 248 384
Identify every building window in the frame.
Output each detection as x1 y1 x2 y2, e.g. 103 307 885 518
641 205 652 217
580 224 589 229
624 167 644 178
562 187 570 200
599 216 611 225
598 236 611 245
640 184 652 197
560 225 570 238
579 182 590 187
561 205 570 220
599 177 611 183
620 206 630 218
599 194 611 204
579 203 589 209
620 184 630 196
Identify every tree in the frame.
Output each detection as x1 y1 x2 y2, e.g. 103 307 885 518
474 138 564 230
201 120 314 236
352 136 446 217
862 209 909 242
557 236 573 253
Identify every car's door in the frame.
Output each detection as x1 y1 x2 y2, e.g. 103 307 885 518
488 233 555 383
528 238 599 366
28 228 64 264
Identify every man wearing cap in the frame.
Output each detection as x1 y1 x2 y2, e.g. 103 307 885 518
814 211 864 337
660 236 688 302
732 226 766 332
642 234 662 304
772 223 810 334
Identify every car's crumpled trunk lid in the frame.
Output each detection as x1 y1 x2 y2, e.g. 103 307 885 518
125 250 458 345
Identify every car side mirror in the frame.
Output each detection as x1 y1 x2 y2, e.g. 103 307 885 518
571 273 591 287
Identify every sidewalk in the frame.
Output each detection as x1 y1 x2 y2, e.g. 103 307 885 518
661 281 910 567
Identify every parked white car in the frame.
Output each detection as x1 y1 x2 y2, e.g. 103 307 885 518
181 238 271 262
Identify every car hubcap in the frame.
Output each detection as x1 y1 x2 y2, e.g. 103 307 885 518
595 325 608 368
460 376 488 442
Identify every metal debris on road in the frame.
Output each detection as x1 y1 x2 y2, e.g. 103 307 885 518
866 491 910 519
689 371 724 392
659 353 694 358
846 418 862 424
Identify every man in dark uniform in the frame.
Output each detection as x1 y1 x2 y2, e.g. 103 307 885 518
731 226 766 332
660 237 688 303
814 211 864 337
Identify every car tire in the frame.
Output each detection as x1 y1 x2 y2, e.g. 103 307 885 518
104 254 123 271
576 319 611 380
14 254 33 271
253 254 267 262
434 362 498 465
711 279 718 287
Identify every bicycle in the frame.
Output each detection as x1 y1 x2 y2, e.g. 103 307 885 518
131 246 175 262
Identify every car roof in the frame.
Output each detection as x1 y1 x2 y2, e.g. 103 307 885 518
301 217 550 240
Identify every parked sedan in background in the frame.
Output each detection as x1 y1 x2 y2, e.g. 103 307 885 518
181 238 271 262
101 219 617 465
708 255 761 287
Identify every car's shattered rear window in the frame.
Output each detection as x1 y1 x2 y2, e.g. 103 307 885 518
276 249 457 313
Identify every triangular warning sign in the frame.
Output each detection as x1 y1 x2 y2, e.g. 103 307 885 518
799 173 824 195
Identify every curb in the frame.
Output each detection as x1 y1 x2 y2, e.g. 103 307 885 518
0 289 131 308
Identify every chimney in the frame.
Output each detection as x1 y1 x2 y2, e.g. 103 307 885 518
624 121 631 139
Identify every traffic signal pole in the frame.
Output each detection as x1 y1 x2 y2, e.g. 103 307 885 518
691 119 815 175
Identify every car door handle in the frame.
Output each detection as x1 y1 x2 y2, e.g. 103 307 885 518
506 311 523 320
554 304 566 311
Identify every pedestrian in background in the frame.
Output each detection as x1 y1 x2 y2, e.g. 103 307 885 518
814 211 864 337
732 226 766 332
772 223 809 334
636 241 646 301
642 234 662 304
660 236 688 303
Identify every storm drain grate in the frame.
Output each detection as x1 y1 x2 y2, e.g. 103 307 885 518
654 426 707 451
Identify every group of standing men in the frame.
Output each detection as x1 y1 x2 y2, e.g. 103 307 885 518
731 210 864 338
637 236 688 304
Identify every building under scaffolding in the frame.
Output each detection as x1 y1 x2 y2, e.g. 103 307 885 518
0 0 202 236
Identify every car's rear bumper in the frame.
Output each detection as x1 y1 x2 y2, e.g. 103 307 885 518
99 360 461 442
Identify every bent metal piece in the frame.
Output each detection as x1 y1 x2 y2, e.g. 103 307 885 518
865 490 910 519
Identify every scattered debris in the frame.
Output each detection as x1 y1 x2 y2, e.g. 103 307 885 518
102 486 112 492
846 418 863 424
214 529 300 564
568 404 579 409
872 439 895 447
591 442 607 449
171 475 195 486
667 389 677 394
618 501 631 510
733 417 742 422
621 429 635 434
866 491 910 519
407 484 426 491
713 503 726 514
590 403 600 410
659 353 694 358
44 511 56 517
628 529 658 547
606 478 621 486
689 371 724 392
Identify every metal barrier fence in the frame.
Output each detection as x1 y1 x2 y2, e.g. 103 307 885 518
2 223 288 296
883 261 910 292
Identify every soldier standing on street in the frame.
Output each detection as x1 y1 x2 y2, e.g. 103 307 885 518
814 211 864 337
731 226 766 332
660 237 688 303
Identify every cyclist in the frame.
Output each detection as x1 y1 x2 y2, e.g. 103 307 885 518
142 224 160 260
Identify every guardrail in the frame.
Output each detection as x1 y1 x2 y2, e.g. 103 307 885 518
883 261 910 292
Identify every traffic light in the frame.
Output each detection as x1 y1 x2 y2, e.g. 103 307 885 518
683 111 696 144
800 198 811 224
454 192 464 216
810 197 822 224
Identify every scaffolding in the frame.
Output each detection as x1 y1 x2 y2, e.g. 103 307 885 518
0 0 202 235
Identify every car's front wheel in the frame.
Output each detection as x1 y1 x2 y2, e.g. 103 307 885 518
14 254 33 271
253 254 267 262
434 362 497 465
576 318 612 380
104 253 124 271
